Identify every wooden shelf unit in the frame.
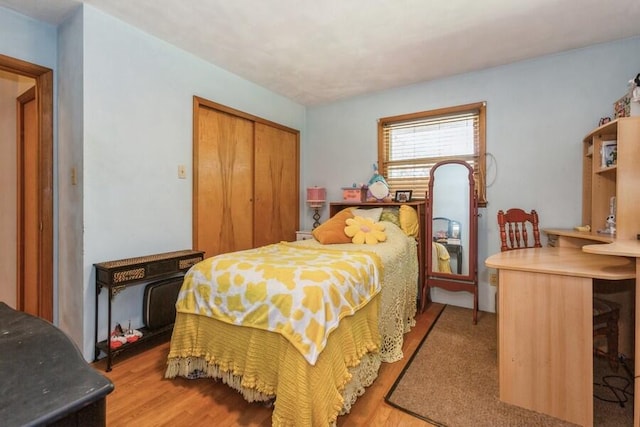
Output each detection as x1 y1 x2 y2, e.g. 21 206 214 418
582 117 640 240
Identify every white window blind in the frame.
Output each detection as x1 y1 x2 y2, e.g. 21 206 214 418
378 102 486 205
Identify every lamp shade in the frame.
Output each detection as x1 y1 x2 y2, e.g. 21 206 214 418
306 187 326 207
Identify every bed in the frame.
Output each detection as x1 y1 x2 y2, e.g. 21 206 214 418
165 206 419 426
432 241 453 274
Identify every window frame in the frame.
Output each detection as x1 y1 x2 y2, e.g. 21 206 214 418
377 101 487 207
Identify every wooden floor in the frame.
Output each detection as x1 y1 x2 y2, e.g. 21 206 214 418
93 303 444 427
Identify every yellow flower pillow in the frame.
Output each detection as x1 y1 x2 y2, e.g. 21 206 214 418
344 216 387 245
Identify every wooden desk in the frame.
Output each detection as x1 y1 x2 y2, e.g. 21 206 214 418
485 247 635 426
583 240 640 427
545 229 636 355
544 228 614 248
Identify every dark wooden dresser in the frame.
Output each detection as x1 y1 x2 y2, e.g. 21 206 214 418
0 302 114 426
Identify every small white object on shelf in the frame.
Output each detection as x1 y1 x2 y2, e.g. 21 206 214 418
296 230 314 241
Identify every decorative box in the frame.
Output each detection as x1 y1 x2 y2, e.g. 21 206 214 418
614 93 640 118
342 187 367 202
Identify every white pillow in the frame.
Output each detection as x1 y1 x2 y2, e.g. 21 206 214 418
351 207 383 222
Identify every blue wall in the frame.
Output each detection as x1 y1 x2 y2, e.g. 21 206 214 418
1 4 306 359
305 37 640 311
77 5 306 359
3 2 640 358
0 7 57 67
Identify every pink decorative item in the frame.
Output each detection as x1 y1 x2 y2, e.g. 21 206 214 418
306 187 326 229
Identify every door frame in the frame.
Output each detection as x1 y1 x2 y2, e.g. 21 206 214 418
0 53 54 321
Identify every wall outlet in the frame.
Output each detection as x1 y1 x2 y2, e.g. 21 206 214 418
489 272 498 286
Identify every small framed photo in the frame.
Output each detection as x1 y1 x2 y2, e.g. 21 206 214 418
601 141 617 168
394 190 412 203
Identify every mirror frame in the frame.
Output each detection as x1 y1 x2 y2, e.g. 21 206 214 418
422 160 478 323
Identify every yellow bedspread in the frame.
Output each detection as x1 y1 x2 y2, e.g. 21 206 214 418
166 222 417 426
176 242 382 365
166 297 380 427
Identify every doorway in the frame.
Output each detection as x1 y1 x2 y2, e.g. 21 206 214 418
0 54 54 321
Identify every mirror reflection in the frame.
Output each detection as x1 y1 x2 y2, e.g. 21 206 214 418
431 163 470 276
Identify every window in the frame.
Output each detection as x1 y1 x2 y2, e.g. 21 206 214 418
378 102 487 206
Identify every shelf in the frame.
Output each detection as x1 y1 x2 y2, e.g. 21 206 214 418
586 143 594 157
96 324 174 360
582 117 640 241
583 118 619 142
595 165 617 174
94 249 205 371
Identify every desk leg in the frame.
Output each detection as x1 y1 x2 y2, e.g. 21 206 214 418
633 258 640 427
498 270 593 426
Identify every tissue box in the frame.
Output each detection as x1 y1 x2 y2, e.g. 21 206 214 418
342 187 367 202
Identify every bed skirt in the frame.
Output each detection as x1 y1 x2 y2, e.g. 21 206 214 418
166 296 381 426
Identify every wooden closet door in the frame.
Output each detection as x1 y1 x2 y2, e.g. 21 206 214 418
253 122 299 246
194 106 254 257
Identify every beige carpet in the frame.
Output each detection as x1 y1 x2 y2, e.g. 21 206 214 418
385 305 633 426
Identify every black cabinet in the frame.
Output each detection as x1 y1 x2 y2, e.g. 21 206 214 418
0 303 113 426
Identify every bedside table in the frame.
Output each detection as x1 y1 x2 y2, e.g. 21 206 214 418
296 230 314 241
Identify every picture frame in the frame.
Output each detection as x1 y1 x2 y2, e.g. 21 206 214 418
394 190 412 203
601 140 617 168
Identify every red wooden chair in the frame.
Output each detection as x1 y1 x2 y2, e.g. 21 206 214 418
497 208 541 251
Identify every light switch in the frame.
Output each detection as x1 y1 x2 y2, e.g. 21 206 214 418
178 164 187 179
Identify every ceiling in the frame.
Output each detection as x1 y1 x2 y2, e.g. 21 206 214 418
2 0 640 105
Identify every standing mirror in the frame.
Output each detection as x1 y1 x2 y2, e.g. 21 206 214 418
422 160 478 323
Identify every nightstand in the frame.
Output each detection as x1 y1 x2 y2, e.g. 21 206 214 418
296 230 314 241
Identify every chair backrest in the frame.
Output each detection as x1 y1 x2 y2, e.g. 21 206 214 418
497 208 542 252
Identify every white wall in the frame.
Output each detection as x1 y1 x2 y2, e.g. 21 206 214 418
305 37 640 313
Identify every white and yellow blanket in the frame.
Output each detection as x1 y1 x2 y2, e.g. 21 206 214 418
176 242 382 365
432 241 453 274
